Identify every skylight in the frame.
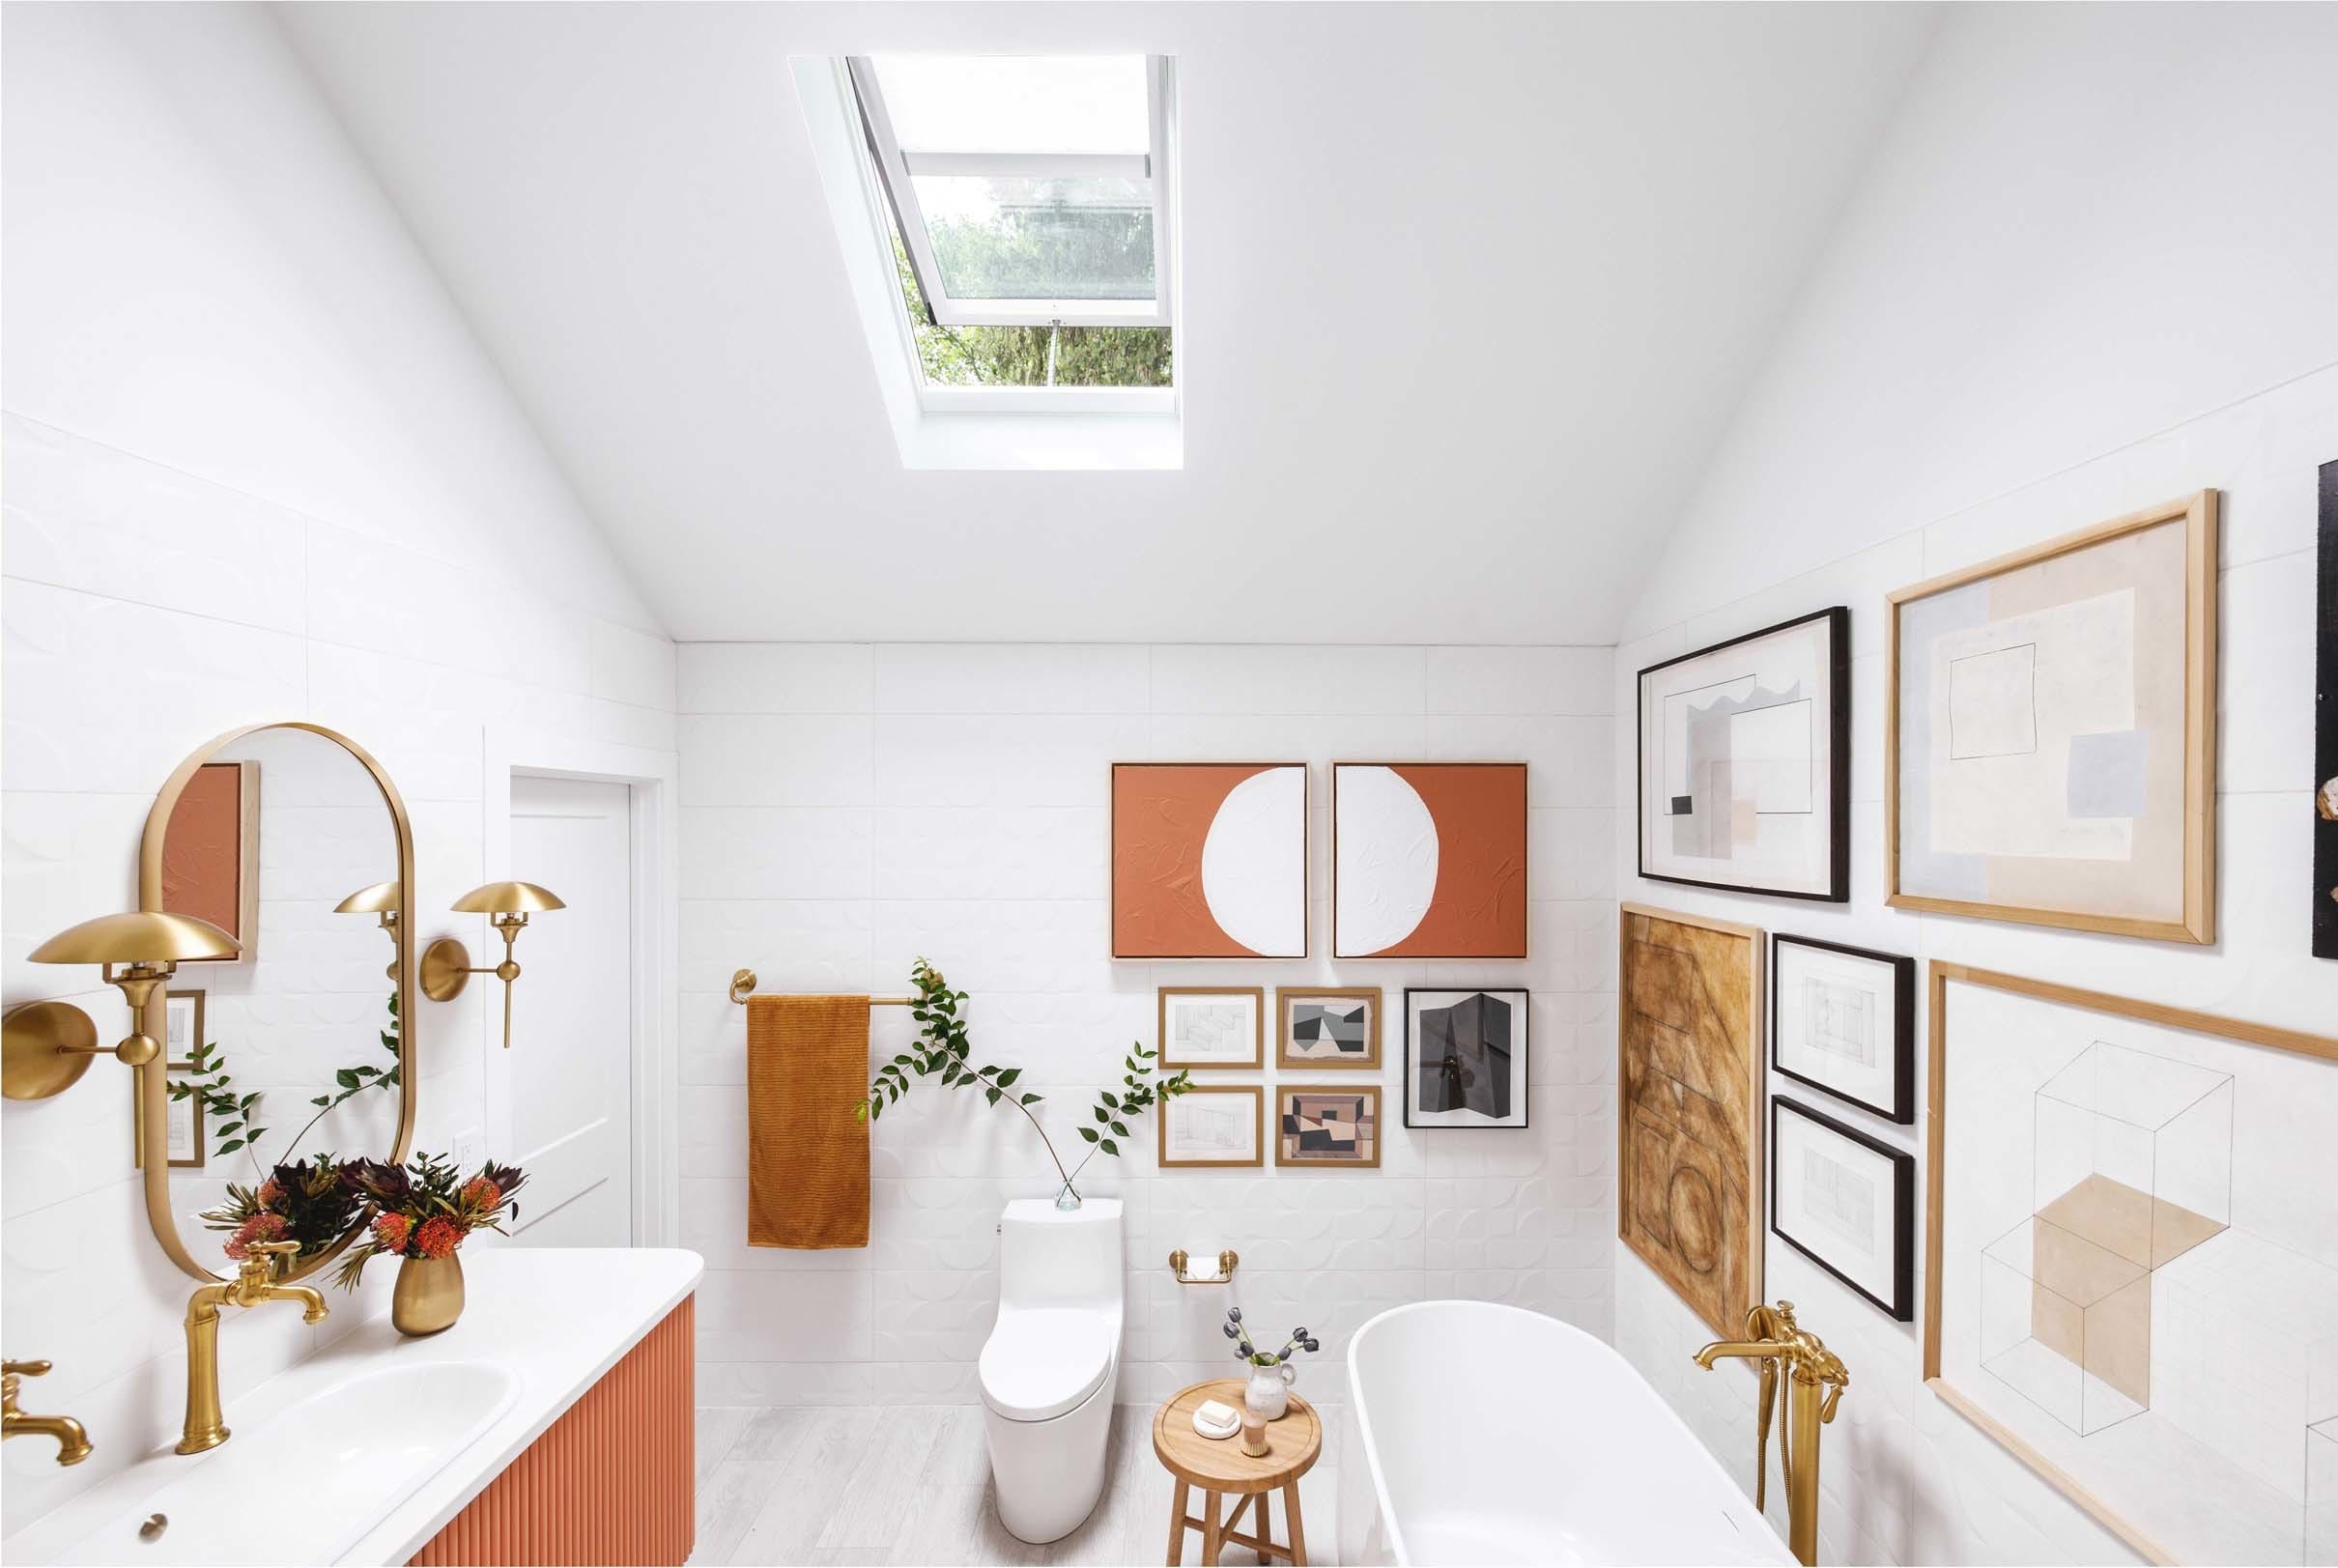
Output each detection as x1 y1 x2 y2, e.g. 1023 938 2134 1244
849 54 1175 331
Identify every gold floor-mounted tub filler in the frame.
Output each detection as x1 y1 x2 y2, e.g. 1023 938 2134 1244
1694 1300 1850 1567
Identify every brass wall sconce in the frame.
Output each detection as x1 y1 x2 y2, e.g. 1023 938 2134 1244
4 911 241 1100
419 881 565 1048
334 879 401 981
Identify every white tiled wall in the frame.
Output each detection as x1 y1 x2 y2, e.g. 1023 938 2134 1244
677 642 1616 1410
1610 366 2338 1566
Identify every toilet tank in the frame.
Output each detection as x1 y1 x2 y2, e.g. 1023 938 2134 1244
998 1198 1123 1309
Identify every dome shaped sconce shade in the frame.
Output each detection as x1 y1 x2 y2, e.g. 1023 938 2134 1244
7 910 240 1099
334 881 403 981
420 882 566 1049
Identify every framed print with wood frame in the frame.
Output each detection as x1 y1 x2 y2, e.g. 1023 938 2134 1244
1772 1096 1913 1320
1332 762 1528 957
1888 492 2217 944
1275 986 1381 1069
1111 762 1306 958
1157 986 1264 1070
1157 1085 1264 1169
160 989 205 1169
1772 933 1914 1123
1275 1084 1382 1168
1638 608 1848 901
1925 962 2338 1565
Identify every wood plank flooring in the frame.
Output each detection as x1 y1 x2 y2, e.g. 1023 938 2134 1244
692 1405 1341 1567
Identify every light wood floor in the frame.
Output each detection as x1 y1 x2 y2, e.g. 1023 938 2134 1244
692 1405 1341 1567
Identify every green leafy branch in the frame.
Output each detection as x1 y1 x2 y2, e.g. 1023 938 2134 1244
858 957 1191 1202
168 1036 265 1175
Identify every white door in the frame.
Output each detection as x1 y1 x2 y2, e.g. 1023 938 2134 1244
504 774 634 1246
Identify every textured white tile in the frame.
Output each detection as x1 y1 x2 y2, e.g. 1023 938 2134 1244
696 1269 873 1363
874 643 1149 715
680 642 874 714
1149 645 1426 715
681 807 873 899
2219 547 2318 793
682 715 875 806
1426 645 1612 716
590 615 677 710
872 808 1104 899
874 714 1143 807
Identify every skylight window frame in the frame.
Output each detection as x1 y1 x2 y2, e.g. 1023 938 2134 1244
847 53 1176 330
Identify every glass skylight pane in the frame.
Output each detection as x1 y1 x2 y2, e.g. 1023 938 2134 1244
872 55 1148 156
914 174 1155 300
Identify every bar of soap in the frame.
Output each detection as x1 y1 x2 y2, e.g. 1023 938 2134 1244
1192 1399 1241 1440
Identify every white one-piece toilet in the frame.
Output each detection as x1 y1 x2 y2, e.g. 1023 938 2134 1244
979 1197 1124 1543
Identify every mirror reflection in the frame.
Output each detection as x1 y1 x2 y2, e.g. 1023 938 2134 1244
153 727 405 1271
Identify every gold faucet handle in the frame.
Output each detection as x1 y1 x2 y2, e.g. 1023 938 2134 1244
3 1360 54 1379
242 1240 300 1281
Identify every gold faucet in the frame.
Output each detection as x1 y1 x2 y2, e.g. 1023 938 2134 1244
1694 1300 1849 1567
3 1359 92 1465
179 1240 328 1454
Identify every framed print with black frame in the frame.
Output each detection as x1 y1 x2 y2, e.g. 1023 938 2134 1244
1637 607 1849 901
1771 933 1915 1123
1403 987 1527 1129
1771 1095 1915 1321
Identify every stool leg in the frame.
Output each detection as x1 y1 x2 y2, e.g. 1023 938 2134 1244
1282 1478 1308 1567
1167 1479 1189 1566
1201 1490 1224 1567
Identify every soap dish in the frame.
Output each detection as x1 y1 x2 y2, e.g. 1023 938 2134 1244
1191 1399 1241 1440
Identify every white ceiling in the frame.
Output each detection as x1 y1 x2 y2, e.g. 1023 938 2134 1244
279 3 1938 645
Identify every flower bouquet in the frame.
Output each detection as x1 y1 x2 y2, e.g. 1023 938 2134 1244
1223 1307 1320 1420
199 1156 361 1269
334 1153 527 1335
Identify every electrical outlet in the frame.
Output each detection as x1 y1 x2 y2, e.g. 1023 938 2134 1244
451 1126 485 1170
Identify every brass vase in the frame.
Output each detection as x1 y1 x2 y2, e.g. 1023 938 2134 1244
391 1253 465 1337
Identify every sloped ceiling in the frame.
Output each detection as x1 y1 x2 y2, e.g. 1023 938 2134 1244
279 2 1937 644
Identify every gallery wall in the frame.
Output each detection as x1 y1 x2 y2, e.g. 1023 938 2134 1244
0 5 674 1529
676 642 1614 1408
1607 5 2338 1561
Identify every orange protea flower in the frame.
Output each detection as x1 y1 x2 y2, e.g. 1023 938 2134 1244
225 1212 288 1261
461 1177 502 1212
257 1178 284 1208
372 1212 413 1255
413 1215 464 1260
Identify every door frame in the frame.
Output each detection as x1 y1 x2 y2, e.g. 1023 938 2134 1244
477 726 678 1247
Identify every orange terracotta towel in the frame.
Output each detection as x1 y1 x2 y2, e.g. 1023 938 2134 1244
746 994 870 1249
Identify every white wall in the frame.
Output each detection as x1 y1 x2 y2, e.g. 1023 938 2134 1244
0 4 673 1532
1609 6 2338 1562
676 642 1614 1408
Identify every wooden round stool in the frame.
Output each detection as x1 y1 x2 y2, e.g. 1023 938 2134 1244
1153 1380 1322 1566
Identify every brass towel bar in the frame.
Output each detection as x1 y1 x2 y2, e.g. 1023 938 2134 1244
727 969 914 1008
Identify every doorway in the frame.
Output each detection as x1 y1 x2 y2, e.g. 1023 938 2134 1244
503 772 635 1245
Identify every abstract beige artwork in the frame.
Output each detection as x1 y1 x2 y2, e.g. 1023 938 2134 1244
1617 903 1763 1338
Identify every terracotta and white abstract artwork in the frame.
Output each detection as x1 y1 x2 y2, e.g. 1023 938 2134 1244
1894 503 2206 935
1637 608 1847 900
1332 762 1527 957
1111 763 1305 957
1933 972 2338 1564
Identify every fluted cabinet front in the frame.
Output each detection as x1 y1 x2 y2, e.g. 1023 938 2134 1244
410 1295 695 1566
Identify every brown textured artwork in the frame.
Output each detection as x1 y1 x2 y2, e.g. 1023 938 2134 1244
160 760 257 960
1618 902 1764 1337
1111 763 1307 958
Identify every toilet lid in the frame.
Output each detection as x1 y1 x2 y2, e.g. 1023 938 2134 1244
979 1308 1117 1422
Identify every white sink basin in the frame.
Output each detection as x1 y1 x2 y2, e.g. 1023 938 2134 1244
58 1360 519 1566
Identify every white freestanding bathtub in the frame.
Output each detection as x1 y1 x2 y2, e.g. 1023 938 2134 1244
1338 1300 1793 1566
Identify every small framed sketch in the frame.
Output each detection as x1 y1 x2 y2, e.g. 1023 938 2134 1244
1638 608 1849 901
1275 986 1381 1069
1404 987 1527 1128
1276 1085 1381 1168
1158 1085 1264 1168
1771 934 1915 1123
1888 491 2218 944
1771 1096 1915 1321
162 989 205 1169
1157 987 1264 1070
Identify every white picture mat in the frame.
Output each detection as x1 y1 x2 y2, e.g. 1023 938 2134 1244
1773 1103 1896 1303
1162 991 1259 1065
1936 979 2338 1566
1775 943 1898 1110
1162 1093 1258 1161
1406 989 1528 1127
1639 615 1837 896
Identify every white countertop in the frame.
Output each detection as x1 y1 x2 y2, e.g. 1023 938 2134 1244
2 1247 702 1566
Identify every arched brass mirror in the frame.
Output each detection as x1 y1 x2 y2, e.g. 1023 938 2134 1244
135 723 416 1284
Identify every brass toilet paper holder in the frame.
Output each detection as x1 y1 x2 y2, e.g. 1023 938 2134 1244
1168 1249 1239 1285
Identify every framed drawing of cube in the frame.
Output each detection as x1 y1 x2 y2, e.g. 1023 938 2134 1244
1157 986 1264 1070
1275 986 1381 1069
1772 1096 1914 1320
1332 762 1527 958
1925 962 2338 1564
1772 933 1915 1123
1637 608 1848 901
1111 763 1306 958
1618 903 1763 1337
1276 1085 1382 1168
1889 492 2218 945
1404 988 1527 1128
